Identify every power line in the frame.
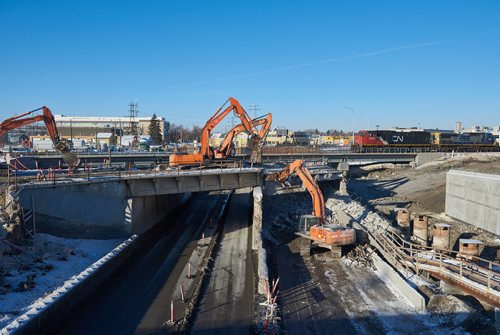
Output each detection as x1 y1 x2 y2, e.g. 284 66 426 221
128 101 139 136
248 104 260 119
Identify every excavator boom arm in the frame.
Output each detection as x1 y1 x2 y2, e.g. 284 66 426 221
216 114 272 159
0 107 79 168
254 113 272 148
270 160 325 223
200 97 254 157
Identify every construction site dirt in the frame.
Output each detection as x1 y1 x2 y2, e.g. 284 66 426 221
349 153 500 262
262 181 497 334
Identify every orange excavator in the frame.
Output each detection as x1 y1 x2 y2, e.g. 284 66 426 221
169 97 263 167
213 113 272 162
0 107 80 168
267 159 356 258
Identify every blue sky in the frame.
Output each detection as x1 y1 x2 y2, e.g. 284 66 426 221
1 0 499 132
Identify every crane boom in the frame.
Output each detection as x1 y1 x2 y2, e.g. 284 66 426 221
0 107 80 168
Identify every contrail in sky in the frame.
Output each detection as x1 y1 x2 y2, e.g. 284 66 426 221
169 40 448 88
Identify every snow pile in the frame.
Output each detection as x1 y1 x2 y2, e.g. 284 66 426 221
0 234 124 330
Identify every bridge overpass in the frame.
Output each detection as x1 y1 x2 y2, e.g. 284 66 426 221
17 168 262 239
4 151 418 169
15 163 345 239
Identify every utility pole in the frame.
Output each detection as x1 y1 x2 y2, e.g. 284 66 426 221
128 101 139 148
128 101 139 133
343 106 355 145
249 104 260 119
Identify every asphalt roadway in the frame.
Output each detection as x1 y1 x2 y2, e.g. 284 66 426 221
190 190 254 334
56 192 219 335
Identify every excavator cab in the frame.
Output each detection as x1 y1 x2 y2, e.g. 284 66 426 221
299 215 321 233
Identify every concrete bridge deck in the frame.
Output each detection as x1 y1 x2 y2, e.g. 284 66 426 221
14 164 344 239
16 168 262 239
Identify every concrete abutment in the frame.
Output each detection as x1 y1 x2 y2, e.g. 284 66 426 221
18 181 190 239
445 170 500 235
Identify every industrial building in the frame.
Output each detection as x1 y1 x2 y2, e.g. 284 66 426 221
22 115 169 151
53 115 169 139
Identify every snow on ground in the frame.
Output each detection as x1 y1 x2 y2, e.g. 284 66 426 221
416 152 500 171
0 233 121 328
325 258 447 335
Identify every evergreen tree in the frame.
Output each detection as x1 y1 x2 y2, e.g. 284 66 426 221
148 114 163 145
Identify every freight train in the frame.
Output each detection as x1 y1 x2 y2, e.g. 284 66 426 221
354 129 498 152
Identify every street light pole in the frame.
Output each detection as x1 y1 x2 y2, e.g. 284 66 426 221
343 106 355 145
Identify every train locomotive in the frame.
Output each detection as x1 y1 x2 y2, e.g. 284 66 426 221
354 129 498 152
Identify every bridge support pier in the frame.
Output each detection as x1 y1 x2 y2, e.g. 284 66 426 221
338 162 349 196
439 280 465 295
339 171 348 196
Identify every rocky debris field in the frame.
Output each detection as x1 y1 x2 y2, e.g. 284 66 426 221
349 154 500 262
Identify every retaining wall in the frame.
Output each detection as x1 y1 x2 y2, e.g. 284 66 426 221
415 153 444 167
371 252 427 311
445 170 500 235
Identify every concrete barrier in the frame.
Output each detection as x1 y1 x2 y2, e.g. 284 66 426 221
257 247 269 295
445 170 500 235
4 236 139 335
370 251 426 311
252 187 269 295
252 187 263 251
415 153 444 167
335 205 425 310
